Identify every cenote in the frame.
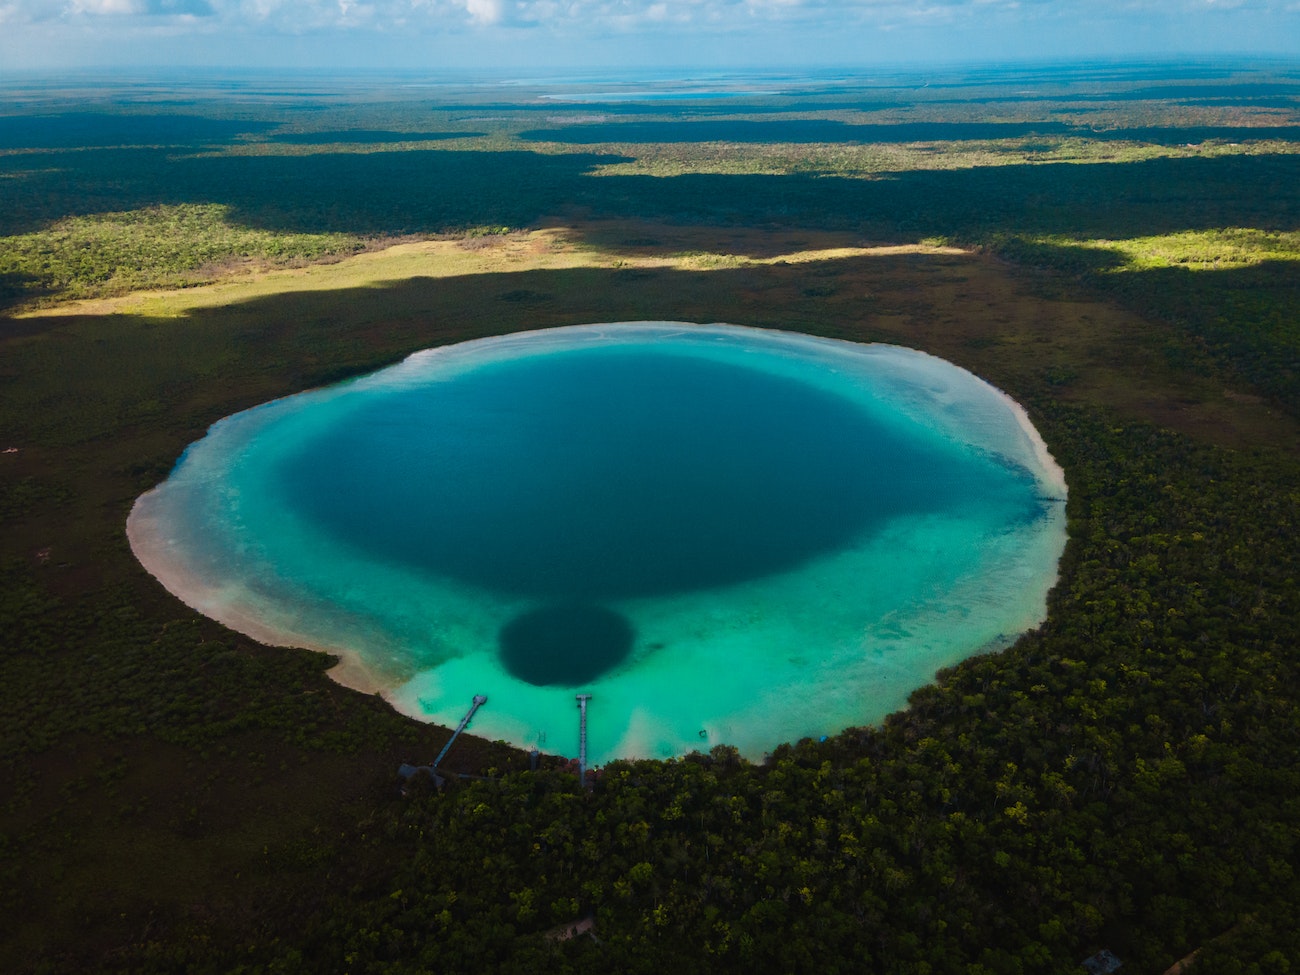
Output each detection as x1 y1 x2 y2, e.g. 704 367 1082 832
129 322 1068 763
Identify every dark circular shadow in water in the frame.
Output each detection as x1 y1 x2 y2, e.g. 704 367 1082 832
499 604 635 686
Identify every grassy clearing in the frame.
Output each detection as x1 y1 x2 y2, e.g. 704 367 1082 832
1064 227 1300 270
15 226 962 320
988 227 1300 411
11 218 1289 452
0 203 365 306
582 138 1300 179
1003 227 1300 273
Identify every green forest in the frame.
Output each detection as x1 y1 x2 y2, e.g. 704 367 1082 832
1 62 1298 974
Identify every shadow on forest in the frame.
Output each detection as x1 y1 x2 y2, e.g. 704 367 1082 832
2 142 1297 410
0 112 277 150
521 120 1085 143
0 147 628 237
3 146 1299 242
520 119 1300 145
266 130 485 144
1065 82 1300 105
8 248 1292 450
543 100 904 115
0 271 52 315
0 255 1032 450
992 236 1300 411
922 82 1300 109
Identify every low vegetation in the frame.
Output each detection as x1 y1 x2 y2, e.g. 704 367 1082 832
0 203 365 304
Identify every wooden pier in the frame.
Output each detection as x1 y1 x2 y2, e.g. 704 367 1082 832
576 694 591 785
432 694 488 769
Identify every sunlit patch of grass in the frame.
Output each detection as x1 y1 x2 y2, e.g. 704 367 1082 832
1004 228 1300 274
992 226 1300 412
195 126 1300 178
583 139 1300 179
14 229 965 320
0 203 365 307
671 251 754 269
1088 228 1300 271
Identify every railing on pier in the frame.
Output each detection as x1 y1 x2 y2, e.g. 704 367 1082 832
432 694 488 770
576 694 591 785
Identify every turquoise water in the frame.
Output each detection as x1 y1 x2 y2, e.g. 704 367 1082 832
129 322 1067 763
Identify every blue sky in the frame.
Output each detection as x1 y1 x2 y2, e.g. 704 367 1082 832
1 0 1298 72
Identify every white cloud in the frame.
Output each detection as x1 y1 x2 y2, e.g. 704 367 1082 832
70 0 142 12
239 0 284 20
0 0 1296 64
463 0 500 21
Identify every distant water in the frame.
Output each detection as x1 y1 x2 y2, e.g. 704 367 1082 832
129 322 1067 763
540 90 781 102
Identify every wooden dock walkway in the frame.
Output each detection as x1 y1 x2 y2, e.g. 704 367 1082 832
576 694 591 785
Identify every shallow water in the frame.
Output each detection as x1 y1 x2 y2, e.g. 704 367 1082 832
129 322 1067 763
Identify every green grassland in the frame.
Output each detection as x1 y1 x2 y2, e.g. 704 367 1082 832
2 63 1300 974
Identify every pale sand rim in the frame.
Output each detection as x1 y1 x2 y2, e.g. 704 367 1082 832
126 498 394 698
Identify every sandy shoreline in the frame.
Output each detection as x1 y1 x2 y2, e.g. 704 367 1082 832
993 385 1071 500
126 489 394 698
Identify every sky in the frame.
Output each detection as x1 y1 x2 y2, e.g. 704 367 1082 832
0 0 1298 73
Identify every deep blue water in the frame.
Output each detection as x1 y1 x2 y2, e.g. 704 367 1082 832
276 347 1016 600
269 343 1037 687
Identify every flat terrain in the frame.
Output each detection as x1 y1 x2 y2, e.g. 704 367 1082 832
2 63 1299 974
15 219 1292 449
